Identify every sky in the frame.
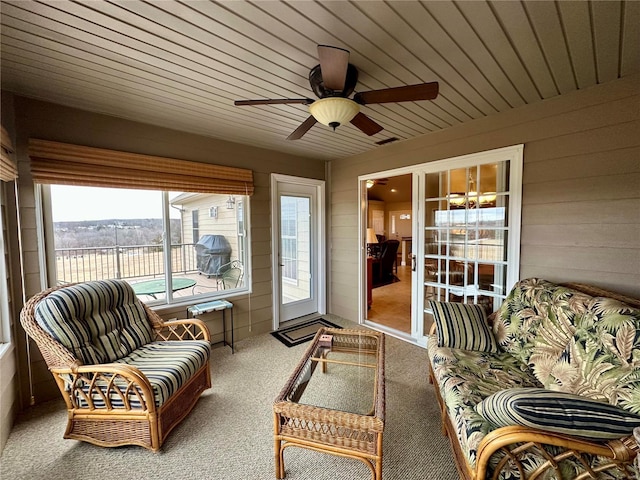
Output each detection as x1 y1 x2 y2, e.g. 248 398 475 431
51 185 182 222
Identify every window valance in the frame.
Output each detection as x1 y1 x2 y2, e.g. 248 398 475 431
1 126 17 182
28 139 254 195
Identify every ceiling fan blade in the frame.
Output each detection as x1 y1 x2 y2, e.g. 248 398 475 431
350 112 384 136
234 98 313 106
317 45 350 91
287 115 317 140
353 82 439 105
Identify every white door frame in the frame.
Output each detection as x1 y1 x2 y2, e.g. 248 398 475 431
358 165 420 342
358 145 523 345
271 174 326 329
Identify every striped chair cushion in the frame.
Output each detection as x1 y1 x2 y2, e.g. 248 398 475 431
430 300 498 352
476 387 640 440
35 280 153 364
75 341 211 409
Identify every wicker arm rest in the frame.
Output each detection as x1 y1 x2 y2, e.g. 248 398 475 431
429 322 437 335
51 363 157 412
140 303 210 341
474 425 639 480
152 319 211 342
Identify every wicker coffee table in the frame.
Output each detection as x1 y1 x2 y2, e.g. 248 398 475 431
273 327 385 480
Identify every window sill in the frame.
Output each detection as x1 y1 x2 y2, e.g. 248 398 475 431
151 288 250 315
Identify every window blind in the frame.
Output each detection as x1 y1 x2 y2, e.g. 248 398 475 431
28 139 254 195
0 126 17 182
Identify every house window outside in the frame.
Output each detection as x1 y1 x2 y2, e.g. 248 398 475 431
192 209 199 243
46 185 250 305
237 200 246 262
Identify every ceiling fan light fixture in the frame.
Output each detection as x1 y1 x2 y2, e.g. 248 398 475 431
309 97 359 130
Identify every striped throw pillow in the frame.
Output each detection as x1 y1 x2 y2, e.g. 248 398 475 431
429 300 498 352
476 388 640 440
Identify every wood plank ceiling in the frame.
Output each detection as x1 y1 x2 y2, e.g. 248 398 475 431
1 1 638 161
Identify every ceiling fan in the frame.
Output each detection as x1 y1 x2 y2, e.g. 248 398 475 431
234 45 439 141
366 178 389 188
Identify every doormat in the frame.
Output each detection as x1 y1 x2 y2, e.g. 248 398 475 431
271 318 342 348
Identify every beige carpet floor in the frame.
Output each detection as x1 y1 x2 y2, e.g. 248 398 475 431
0 316 459 480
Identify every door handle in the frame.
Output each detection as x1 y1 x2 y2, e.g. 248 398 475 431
411 254 416 272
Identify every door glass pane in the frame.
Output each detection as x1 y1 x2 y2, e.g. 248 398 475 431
477 199 508 228
477 263 507 294
281 195 311 305
449 167 468 197
424 285 447 304
425 171 448 198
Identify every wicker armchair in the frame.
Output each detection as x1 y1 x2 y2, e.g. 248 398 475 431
20 279 212 451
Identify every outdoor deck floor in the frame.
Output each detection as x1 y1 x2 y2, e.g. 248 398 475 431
129 271 225 301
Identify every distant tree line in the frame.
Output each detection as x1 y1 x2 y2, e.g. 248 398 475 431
54 219 183 250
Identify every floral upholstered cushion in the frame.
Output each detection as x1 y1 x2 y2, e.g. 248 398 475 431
427 336 542 467
476 387 640 440
428 337 637 479
430 300 498 352
492 278 589 367
551 296 640 413
493 278 640 413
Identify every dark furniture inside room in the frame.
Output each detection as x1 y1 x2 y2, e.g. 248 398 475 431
371 239 399 286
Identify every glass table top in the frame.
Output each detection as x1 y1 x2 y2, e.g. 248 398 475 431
284 329 381 416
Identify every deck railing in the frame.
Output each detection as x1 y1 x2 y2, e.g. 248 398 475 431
55 243 198 284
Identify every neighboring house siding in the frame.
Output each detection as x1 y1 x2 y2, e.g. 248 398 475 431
182 194 240 268
329 74 640 321
180 196 240 258
7 95 325 408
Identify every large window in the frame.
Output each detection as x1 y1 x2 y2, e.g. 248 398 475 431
45 185 250 305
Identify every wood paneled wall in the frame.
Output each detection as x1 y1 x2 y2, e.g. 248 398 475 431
7 95 325 407
329 75 640 322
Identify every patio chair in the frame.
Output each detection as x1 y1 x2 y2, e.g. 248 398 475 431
217 260 244 290
19 279 212 451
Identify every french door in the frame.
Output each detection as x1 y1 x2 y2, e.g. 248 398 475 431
414 145 523 345
272 175 326 327
362 145 523 346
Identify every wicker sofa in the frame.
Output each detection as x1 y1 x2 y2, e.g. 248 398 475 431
20 279 212 451
427 278 640 479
